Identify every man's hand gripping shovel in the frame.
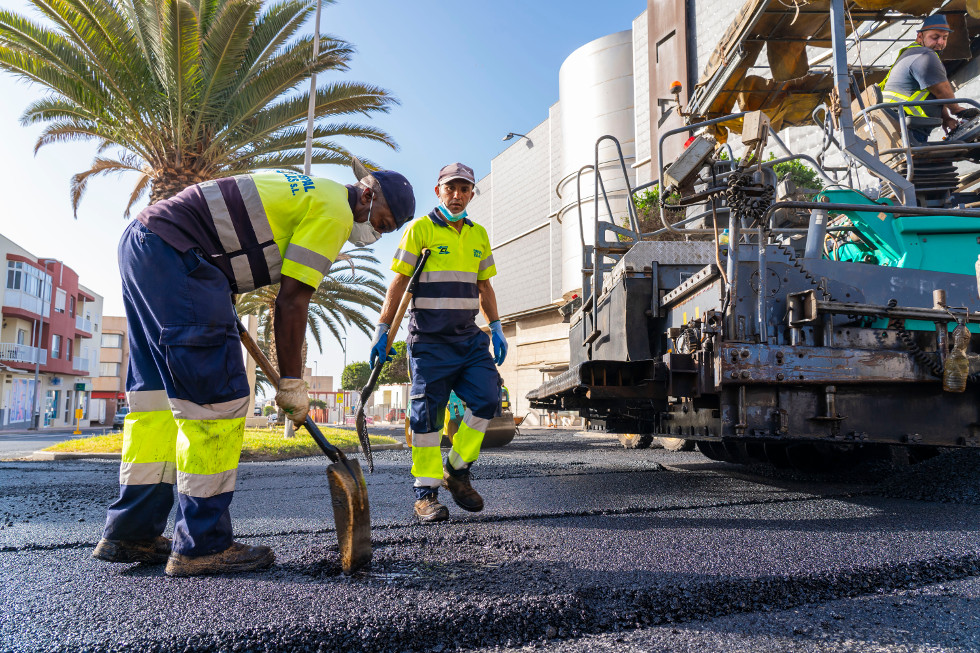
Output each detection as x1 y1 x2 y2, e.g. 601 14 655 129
237 318 371 574
356 249 431 472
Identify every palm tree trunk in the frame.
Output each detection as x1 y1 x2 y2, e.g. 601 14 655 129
150 170 209 204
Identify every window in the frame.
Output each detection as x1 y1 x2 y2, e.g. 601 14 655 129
6 262 51 300
6 261 22 290
66 338 73 361
51 334 61 359
101 333 123 348
100 362 120 377
16 329 27 345
54 289 66 313
69 296 75 317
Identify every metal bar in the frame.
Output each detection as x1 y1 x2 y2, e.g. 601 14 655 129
757 227 768 343
829 0 915 206
760 200 980 223
791 295 980 324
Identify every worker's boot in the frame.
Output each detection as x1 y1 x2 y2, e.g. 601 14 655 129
164 541 274 577
92 536 172 564
442 463 484 512
413 487 449 522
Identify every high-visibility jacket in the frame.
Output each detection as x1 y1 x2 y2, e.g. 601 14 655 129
880 44 935 118
137 171 352 292
391 209 497 344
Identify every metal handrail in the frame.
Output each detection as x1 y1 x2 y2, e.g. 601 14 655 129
855 97 980 184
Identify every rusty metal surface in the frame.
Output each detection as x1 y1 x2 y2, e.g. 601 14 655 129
717 344 936 384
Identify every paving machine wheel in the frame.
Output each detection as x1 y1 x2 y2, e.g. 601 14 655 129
618 432 654 449
657 437 695 452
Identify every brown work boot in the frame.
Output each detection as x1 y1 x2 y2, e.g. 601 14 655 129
442 466 484 512
164 541 274 577
92 536 171 564
413 491 449 523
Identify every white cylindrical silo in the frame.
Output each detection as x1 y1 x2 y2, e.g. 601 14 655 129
557 30 636 300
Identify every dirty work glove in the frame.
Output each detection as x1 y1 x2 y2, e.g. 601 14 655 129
489 320 507 366
370 323 395 369
956 107 980 121
276 377 309 426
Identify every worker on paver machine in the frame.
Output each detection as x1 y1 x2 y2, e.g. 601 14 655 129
373 162 507 522
93 160 414 576
881 14 980 143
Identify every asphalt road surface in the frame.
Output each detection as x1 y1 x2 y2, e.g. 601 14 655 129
1 428 979 652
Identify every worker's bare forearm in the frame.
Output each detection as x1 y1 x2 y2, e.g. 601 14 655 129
274 276 316 379
378 273 411 325
477 279 500 324
928 81 964 113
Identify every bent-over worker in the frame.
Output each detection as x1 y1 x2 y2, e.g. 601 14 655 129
373 162 507 522
93 160 414 576
881 14 980 143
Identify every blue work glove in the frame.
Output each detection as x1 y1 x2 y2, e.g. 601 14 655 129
369 323 395 369
489 320 507 366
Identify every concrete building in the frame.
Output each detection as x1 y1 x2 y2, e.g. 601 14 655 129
91 316 128 425
470 10 653 425
0 234 103 430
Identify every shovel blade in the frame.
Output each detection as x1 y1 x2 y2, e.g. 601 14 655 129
355 407 374 472
326 458 372 574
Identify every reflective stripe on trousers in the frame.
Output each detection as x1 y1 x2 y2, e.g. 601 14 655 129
408 333 499 487
102 221 251 556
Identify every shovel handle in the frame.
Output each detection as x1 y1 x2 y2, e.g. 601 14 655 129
236 317 343 464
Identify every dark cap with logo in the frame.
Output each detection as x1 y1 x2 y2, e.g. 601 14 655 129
350 156 416 228
437 162 476 185
919 14 952 32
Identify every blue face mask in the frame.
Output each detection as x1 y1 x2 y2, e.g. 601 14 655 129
437 203 467 223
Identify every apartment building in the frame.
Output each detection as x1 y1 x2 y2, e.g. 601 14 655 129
91 316 128 425
0 234 103 430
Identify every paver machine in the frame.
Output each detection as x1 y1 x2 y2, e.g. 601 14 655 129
529 0 980 469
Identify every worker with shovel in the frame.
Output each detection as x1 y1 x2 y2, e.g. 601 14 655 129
374 162 507 522
93 159 414 576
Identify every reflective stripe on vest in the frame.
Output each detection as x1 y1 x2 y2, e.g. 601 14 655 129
879 43 932 117
197 175 283 293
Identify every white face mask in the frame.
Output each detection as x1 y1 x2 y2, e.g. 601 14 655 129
348 196 382 246
437 202 468 223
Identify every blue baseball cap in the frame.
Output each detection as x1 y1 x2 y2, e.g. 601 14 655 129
372 170 416 229
350 156 415 228
918 14 952 32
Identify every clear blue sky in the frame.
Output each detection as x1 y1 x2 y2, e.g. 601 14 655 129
0 0 644 393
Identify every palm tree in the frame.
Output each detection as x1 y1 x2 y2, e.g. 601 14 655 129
0 0 397 215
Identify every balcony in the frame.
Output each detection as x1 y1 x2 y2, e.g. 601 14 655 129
75 315 93 334
0 342 46 365
73 357 92 373
2 289 50 318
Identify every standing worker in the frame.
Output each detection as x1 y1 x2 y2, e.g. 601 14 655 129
92 160 414 576
373 162 507 522
881 14 980 142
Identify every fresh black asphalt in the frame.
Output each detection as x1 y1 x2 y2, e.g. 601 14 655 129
1 429 978 652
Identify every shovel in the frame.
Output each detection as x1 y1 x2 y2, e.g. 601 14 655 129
356 248 431 472
236 318 371 574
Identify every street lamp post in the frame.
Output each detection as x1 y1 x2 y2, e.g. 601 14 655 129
29 259 56 430
312 360 318 421
340 337 347 419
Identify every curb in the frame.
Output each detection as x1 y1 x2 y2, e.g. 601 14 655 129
30 451 121 461
29 442 407 462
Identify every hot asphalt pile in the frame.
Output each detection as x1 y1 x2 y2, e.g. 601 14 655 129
1 432 979 652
